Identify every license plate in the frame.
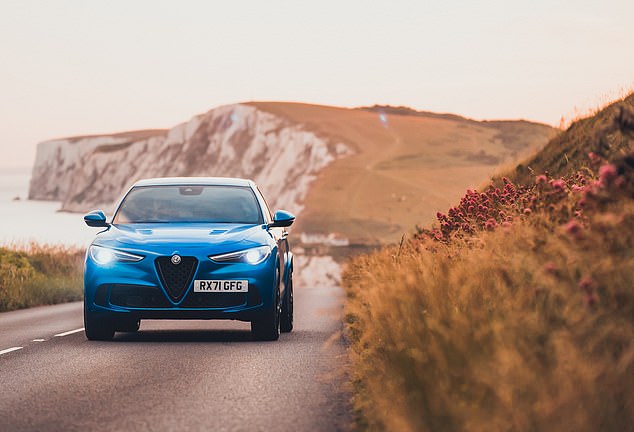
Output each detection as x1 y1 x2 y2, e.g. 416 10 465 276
193 280 249 293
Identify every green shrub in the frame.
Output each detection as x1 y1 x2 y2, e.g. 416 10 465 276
0 244 83 312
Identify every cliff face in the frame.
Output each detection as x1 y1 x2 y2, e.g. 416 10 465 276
29 101 555 243
29 104 350 214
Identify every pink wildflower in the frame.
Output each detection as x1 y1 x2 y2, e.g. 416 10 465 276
578 276 596 293
543 262 557 274
599 164 618 185
550 179 566 191
614 177 626 188
588 152 601 165
564 219 583 239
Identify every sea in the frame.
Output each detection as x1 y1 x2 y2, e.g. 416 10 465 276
0 167 95 248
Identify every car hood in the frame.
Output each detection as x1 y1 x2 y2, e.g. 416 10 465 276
93 223 270 252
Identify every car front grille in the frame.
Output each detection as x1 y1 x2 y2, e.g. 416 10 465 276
109 284 171 308
155 256 198 302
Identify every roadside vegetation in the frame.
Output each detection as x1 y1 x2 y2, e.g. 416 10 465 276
343 94 634 431
0 243 83 312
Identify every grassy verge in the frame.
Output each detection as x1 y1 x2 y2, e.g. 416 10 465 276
343 103 634 430
0 243 84 312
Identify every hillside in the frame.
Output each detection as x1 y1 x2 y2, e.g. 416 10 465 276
509 93 634 183
343 93 634 431
29 104 344 218
29 102 554 244
250 102 554 243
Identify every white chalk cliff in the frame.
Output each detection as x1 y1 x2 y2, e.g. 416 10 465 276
29 104 350 214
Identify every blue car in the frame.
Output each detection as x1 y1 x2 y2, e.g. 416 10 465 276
83 177 295 341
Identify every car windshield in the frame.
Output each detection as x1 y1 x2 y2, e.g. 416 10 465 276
113 185 263 224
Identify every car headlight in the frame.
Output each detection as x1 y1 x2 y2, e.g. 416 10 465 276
89 245 144 265
209 246 271 265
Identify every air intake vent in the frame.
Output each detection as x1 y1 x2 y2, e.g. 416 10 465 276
155 256 197 302
109 284 171 308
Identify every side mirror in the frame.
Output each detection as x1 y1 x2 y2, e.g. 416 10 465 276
269 210 295 228
84 210 110 227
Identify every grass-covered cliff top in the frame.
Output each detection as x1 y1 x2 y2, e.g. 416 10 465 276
343 94 634 431
509 93 634 184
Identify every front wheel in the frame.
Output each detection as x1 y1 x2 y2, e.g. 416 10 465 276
84 303 115 341
280 274 293 333
251 283 280 341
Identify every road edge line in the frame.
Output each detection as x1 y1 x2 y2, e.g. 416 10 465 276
0 346 24 356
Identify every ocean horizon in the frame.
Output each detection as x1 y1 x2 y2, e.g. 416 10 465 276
0 166 95 247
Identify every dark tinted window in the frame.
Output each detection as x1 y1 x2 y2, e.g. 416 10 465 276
113 185 263 224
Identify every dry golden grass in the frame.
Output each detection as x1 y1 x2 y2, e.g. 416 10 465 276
344 198 633 431
0 243 83 312
508 93 634 186
343 95 634 431
251 102 554 244
558 85 634 129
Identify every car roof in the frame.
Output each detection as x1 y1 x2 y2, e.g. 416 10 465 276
132 177 255 187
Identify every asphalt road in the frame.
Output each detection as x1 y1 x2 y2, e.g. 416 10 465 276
0 278 350 431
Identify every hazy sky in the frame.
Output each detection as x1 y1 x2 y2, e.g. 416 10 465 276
1 0 632 168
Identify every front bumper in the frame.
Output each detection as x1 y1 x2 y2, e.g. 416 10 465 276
84 245 277 322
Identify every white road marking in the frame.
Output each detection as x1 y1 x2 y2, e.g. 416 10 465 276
32 339 45 342
54 328 85 337
0 347 23 356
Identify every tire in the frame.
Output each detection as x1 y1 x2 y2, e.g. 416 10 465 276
115 318 140 333
251 278 281 341
280 274 293 333
84 302 115 341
